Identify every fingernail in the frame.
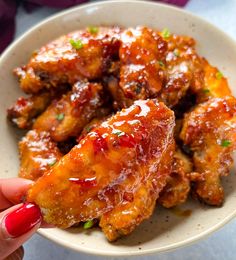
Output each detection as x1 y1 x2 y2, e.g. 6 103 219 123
4 203 42 238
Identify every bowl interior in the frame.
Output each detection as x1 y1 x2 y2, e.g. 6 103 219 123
0 0 236 256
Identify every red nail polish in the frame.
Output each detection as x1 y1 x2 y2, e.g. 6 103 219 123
4 203 42 238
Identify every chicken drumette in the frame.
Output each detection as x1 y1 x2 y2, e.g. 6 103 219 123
33 81 104 142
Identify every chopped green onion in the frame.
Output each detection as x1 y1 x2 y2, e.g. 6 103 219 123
173 49 180 57
85 125 92 133
221 139 231 147
216 71 223 80
83 220 94 229
88 26 99 34
48 159 57 167
114 131 125 137
69 39 84 50
56 113 64 121
161 28 170 39
158 60 165 68
202 89 210 94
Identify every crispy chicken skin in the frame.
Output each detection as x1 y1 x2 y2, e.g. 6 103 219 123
15 27 121 94
159 148 192 208
33 82 104 142
27 99 175 240
118 27 167 106
180 96 236 205
159 34 204 107
19 130 62 181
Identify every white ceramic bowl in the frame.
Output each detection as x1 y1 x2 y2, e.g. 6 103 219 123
1 0 236 256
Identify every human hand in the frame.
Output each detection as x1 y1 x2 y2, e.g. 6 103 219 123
0 178 42 260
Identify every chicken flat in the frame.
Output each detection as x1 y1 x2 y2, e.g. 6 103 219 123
159 34 204 107
27 99 175 240
33 81 104 142
15 27 121 94
119 27 167 102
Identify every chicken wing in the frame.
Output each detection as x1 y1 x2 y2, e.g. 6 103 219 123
180 96 236 205
19 130 62 181
114 27 167 108
7 86 69 129
159 34 204 107
15 27 121 94
158 148 192 208
33 81 104 142
27 99 175 241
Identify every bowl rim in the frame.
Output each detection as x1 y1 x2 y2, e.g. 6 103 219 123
1 0 236 256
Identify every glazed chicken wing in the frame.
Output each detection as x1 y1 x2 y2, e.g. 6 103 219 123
15 27 121 94
27 99 175 241
7 85 69 129
120 27 167 97
111 27 167 108
159 34 204 108
180 96 236 205
19 130 62 181
33 81 104 142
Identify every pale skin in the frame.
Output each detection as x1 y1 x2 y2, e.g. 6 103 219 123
0 178 47 260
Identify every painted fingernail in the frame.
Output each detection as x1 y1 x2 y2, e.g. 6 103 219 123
4 203 42 238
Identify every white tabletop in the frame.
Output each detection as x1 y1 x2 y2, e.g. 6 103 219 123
15 0 236 259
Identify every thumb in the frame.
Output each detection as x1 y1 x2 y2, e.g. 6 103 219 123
0 203 41 259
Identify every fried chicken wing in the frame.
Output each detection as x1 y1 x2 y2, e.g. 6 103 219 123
180 96 236 205
159 34 204 107
15 27 121 94
115 27 167 107
19 130 62 181
158 148 192 208
27 99 175 241
7 86 69 129
33 81 104 142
